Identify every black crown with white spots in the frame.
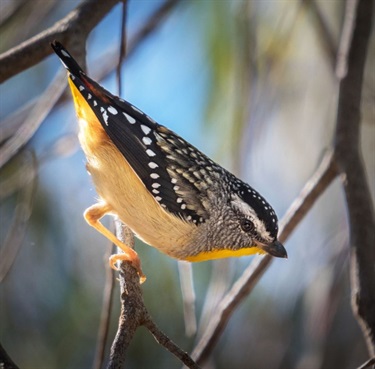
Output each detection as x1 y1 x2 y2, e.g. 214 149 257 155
51 41 278 238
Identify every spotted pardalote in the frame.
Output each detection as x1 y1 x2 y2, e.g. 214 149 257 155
51 41 287 283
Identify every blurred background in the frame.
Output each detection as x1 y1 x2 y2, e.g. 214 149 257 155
0 1 374 368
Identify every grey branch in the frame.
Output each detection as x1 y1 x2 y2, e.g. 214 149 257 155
107 221 200 369
0 0 121 83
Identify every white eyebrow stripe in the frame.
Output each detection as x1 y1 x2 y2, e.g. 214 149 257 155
230 194 272 242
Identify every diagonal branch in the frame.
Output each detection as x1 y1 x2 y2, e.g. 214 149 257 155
0 0 182 165
0 0 121 83
0 71 66 169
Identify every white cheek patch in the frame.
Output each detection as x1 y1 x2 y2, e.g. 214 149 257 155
230 194 272 242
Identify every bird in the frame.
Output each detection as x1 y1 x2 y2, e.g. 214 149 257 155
51 41 287 283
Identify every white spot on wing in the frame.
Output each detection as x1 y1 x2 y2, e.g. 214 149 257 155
146 149 156 157
61 49 70 58
152 183 161 188
131 105 143 114
141 125 151 135
108 106 118 115
101 109 109 125
123 112 136 124
150 173 159 179
148 162 158 169
142 137 152 145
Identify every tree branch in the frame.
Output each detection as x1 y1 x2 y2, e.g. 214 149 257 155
107 221 141 368
333 0 375 356
0 0 121 83
107 221 199 368
0 0 182 167
0 71 66 169
143 317 200 369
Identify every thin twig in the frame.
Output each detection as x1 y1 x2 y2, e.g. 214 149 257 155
116 1 127 97
191 151 337 364
178 261 197 337
93 234 116 369
143 316 201 369
90 0 182 84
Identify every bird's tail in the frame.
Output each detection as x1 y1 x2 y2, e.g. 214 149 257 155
51 40 85 77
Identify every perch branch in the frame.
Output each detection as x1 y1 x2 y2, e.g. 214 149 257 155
107 221 200 368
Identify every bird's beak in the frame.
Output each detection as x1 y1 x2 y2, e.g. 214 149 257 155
261 240 287 259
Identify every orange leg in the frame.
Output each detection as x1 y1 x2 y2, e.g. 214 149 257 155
84 202 146 283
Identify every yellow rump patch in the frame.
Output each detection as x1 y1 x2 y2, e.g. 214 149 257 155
185 247 266 262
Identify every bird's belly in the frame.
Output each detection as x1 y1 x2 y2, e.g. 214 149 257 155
83 139 194 259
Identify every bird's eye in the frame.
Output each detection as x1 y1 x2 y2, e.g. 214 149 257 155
240 219 254 232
